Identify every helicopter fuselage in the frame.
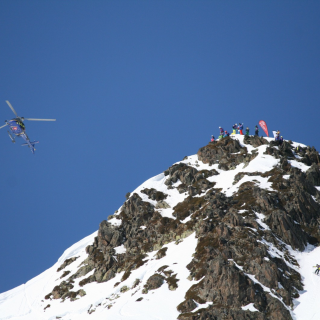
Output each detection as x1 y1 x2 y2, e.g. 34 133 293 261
6 119 25 135
6 119 37 154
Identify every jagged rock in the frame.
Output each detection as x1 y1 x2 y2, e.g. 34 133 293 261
173 196 206 221
280 158 291 172
132 278 141 289
306 163 320 186
265 145 281 158
265 210 308 251
269 140 281 148
155 247 168 259
164 163 198 186
198 137 258 170
141 188 168 201
57 257 79 272
60 270 71 279
198 137 243 165
155 200 170 209
143 274 165 293
98 220 122 248
120 286 129 293
46 281 75 300
279 141 295 158
243 135 268 147
233 171 262 185
266 141 295 160
300 146 320 166
177 298 197 313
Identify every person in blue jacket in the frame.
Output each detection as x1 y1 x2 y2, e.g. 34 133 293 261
223 130 230 137
238 123 244 135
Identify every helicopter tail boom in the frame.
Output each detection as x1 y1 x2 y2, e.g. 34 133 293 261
21 141 39 147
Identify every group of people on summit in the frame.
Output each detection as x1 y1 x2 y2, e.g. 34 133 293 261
210 123 284 144
211 123 260 142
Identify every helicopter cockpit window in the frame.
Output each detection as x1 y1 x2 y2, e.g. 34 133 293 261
17 121 25 130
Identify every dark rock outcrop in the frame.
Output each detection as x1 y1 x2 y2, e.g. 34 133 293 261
243 135 268 147
141 188 168 201
143 274 165 293
198 137 258 170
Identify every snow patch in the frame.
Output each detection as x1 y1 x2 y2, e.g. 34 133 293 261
255 212 270 230
114 245 126 255
289 160 310 173
241 303 259 312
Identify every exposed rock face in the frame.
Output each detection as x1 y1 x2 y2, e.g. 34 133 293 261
243 135 269 147
198 137 259 170
45 136 320 319
57 257 79 272
177 299 197 313
141 188 168 201
306 163 320 186
143 274 165 292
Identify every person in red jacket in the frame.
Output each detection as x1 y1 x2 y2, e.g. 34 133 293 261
238 123 244 135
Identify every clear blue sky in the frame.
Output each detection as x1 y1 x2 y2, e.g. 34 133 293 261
1 0 320 293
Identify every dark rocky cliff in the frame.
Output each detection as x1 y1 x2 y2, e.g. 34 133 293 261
45 136 320 320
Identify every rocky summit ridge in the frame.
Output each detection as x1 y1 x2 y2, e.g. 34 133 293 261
1 135 320 320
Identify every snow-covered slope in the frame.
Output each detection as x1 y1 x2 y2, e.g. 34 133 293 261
1 135 320 320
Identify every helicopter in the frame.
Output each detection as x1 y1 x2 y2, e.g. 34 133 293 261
0 100 56 154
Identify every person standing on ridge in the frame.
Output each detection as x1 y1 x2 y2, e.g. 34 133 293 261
238 123 244 135
219 127 224 138
232 123 237 135
211 135 215 142
245 127 250 136
255 125 259 136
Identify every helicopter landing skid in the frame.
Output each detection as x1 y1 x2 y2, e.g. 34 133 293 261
7 131 15 143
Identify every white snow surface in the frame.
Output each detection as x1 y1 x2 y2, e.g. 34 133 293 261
0 232 198 320
0 135 318 320
292 245 320 320
241 303 259 312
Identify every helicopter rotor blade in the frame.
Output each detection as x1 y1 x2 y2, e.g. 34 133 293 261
23 118 56 121
5 100 19 117
0 123 8 129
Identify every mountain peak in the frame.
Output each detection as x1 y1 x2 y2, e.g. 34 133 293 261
1 135 320 320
